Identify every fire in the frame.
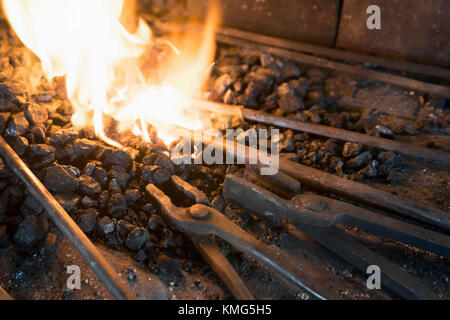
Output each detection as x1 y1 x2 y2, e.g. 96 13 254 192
2 0 221 147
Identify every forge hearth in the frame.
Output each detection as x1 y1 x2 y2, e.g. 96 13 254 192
0 0 449 302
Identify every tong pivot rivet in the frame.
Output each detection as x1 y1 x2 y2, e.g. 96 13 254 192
189 205 211 220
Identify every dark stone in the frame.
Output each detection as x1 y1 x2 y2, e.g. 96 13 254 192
162 228 183 248
214 74 232 98
96 216 115 237
127 268 137 281
374 125 395 139
239 81 260 108
153 154 175 175
39 232 58 257
125 189 142 205
0 84 20 112
6 112 29 136
105 149 132 168
108 179 122 194
64 139 98 161
5 135 28 156
49 127 78 147
126 227 150 251
76 208 98 233
54 193 81 213
142 165 171 186
281 61 302 80
0 157 12 178
116 219 135 243
223 89 237 105
105 233 120 249
13 215 48 252
78 174 102 196
278 93 303 113
107 193 128 218
29 124 47 143
21 196 43 216
29 144 56 158
133 250 147 263
359 160 381 178
142 203 155 215
147 215 167 231
0 112 10 133
61 165 81 178
98 191 109 209
108 166 130 190
347 151 373 169
81 196 98 209
24 103 48 125
49 112 71 126
43 165 79 193
92 166 108 188
276 83 295 97
323 139 341 155
83 161 102 176
378 151 404 168
378 151 405 176
157 254 184 279
343 142 363 158
0 225 8 248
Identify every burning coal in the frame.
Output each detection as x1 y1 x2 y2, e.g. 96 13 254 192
1 0 223 147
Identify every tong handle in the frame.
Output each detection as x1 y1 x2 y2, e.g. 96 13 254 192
193 236 254 300
146 183 341 300
206 211 341 300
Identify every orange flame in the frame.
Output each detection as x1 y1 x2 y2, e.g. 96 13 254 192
2 0 220 147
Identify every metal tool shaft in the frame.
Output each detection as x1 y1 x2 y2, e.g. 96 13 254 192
0 286 13 300
0 135 136 300
193 236 255 300
193 99 450 168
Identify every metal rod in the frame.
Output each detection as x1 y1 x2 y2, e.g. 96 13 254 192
193 99 450 168
0 135 137 300
0 286 13 300
149 20 450 80
218 27 450 80
216 34 450 99
161 120 450 230
193 236 255 300
279 158 450 231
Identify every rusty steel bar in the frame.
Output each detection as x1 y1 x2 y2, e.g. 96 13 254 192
0 135 137 300
218 27 450 80
150 20 450 80
279 158 450 231
161 120 450 230
0 286 13 300
192 99 450 168
216 34 450 99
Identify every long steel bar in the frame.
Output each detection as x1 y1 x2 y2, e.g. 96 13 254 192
161 120 450 230
279 158 450 231
193 99 450 168
216 34 450 99
218 27 450 80
0 286 13 300
0 136 137 300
